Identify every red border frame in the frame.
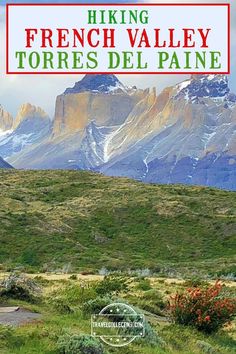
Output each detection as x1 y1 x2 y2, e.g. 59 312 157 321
6 3 230 75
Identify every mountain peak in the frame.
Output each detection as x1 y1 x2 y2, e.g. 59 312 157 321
191 74 228 84
0 105 13 131
175 74 234 102
13 103 50 129
64 74 127 95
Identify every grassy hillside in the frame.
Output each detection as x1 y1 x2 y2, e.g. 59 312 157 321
0 169 235 275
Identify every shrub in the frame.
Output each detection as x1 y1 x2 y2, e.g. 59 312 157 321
169 281 236 333
57 334 104 354
130 290 166 316
83 296 113 315
128 307 166 347
143 291 165 314
48 297 74 314
95 275 129 296
33 276 50 286
142 289 164 304
0 325 13 340
135 278 152 291
0 273 41 302
20 250 40 267
141 321 166 347
52 283 96 305
150 265 161 274
184 277 209 288
69 274 77 280
196 340 218 354
216 265 236 280
80 270 95 276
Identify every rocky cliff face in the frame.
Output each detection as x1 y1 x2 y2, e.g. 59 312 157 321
5 74 236 190
101 75 236 190
0 105 13 131
0 103 51 160
52 74 146 136
13 103 50 129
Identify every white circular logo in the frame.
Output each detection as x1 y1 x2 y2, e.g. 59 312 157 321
91 302 145 347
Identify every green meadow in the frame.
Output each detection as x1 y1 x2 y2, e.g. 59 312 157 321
0 169 235 276
0 169 235 353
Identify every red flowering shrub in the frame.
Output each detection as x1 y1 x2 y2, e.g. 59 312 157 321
168 281 236 333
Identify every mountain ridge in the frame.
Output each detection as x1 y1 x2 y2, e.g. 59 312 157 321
0 103 52 160
2 74 236 191
64 74 129 94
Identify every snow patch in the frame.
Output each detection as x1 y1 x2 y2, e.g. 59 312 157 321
177 80 191 91
12 133 34 149
207 75 215 80
0 129 13 139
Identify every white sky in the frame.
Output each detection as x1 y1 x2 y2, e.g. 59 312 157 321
0 0 235 118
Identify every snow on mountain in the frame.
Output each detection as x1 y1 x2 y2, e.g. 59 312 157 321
99 74 236 190
175 75 236 104
64 74 129 95
52 75 145 137
4 74 236 190
0 103 51 160
0 156 13 169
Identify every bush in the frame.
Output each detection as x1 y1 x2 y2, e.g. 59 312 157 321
196 340 218 354
0 325 13 340
169 281 236 333
69 274 77 280
57 334 104 354
141 321 166 347
129 307 166 347
142 289 164 304
20 250 40 267
216 265 236 280
48 297 74 314
83 296 113 315
184 277 209 288
52 283 96 306
0 273 41 302
33 276 50 286
129 290 166 316
135 278 152 291
143 290 166 314
80 270 95 276
95 275 129 296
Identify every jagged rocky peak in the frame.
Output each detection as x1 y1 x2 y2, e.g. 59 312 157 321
0 105 13 131
13 103 50 129
53 74 146 136
64 74 129 95
175 74 236 102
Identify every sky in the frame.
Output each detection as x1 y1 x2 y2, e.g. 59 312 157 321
0 0 235 118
